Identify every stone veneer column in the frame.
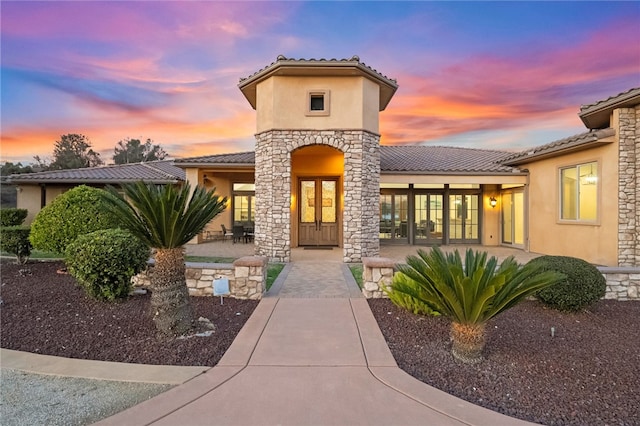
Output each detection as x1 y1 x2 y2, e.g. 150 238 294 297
617 105 640 267
343 130 380 262
253 129 380 263
255 131 291 262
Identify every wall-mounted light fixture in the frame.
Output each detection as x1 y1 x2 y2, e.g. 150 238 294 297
489 197 498 208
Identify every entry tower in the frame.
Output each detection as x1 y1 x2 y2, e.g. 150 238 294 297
238 56 398 262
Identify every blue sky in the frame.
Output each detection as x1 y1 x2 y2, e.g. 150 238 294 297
1 1 639 164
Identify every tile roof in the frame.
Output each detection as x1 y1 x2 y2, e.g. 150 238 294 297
174 152 256 166
579 87 640 129
579 87 640 113
500 128 616 166
7 160 184 184
174 146 520 174
380 145 518 174
239 55 397 85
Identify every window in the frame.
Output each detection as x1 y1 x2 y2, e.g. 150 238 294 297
560 162 598 221
310 95 324 111
306 90 330 116
232 183 255 226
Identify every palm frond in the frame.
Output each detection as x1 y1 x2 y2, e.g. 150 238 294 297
387 246 566 325
100 182 227 249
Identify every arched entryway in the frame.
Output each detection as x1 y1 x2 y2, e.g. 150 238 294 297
291 145 344 248
254 129 380 263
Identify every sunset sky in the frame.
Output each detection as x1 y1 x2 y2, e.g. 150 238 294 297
1 1 639 165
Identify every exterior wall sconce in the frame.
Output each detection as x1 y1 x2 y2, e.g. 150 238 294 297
489 197 498 208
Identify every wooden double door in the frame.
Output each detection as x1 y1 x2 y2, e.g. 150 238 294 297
298 178 339 246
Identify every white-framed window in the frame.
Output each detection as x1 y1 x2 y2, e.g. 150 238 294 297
306 90 330 116
559 161 598 222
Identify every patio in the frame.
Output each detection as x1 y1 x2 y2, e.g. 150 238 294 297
185 241 541 265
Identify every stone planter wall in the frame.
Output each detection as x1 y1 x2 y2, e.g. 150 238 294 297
600 267 640 300
359 258 640 301
132 256 267 300
361 257 395 298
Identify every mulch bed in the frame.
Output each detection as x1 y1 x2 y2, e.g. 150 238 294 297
369 297 640 426
2 260 639 425
0 260 258 366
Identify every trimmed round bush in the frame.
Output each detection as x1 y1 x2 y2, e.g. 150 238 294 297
65 229 150 301
0 225 31 264
30 185 119 255
528 255 606 311
0 208 28 226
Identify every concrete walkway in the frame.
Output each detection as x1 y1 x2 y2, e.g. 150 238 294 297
95 259 534 426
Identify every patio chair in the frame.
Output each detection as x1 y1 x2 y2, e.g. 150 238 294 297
232 225 245 244
220 224 233 242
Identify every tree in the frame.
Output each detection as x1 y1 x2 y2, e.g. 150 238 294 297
101 182 227 338
113 138 168 164
1 162 33 176
386 247 565 364
49 134 103 170
32 155 51 171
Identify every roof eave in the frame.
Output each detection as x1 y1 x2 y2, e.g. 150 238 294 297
502 139 614 166
174 162 255 169
8 178 181 185
579 90 640 129
380 170 526 176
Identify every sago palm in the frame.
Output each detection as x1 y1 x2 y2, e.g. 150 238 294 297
386 247 565 364
101 182 227 338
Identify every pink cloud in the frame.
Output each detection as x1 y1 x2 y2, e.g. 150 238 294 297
379 16 638 146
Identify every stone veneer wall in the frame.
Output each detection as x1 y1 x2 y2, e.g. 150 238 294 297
617 105 640 267
132 256 267 300
254 129 380 263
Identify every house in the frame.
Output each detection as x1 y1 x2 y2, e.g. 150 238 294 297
7 160 184 224
502 87 640 268
9 56 639 273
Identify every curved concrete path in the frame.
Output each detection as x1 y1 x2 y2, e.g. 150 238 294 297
94 260 533 426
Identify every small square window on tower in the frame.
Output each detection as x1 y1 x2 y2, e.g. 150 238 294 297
310 94 324 111
306 90 330 116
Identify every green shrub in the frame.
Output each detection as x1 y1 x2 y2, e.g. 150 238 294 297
0 225 31 264
65 229 150 301
30 186 119 255
0 208 28 226
528 255 606 311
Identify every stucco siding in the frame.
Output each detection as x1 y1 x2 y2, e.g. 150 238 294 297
17 185 42 224
255 76 375 133
482 185 500 246
525 142 618 266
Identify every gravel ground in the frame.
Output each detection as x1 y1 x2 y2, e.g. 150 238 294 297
369 298 640 426
1 260 258 365
1 369 172 426
0 260 258 425
3 260 639 426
